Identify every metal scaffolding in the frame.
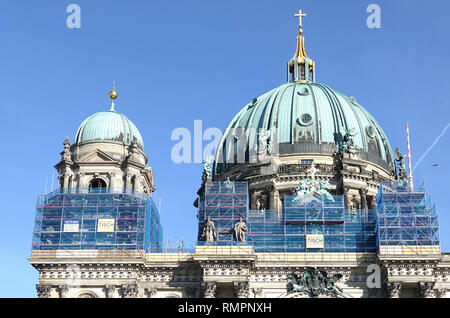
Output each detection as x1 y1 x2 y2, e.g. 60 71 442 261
32 188 163 252
197 181 376 252
375 180 440 255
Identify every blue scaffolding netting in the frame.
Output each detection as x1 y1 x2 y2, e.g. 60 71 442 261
375 180 440 254
32 188 163 252
198 180 440 254
197 181 375 252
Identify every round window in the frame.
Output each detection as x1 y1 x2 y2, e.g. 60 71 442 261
298 113 313 126
297 87 310 96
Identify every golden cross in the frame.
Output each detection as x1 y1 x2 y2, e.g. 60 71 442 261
294 9 307 28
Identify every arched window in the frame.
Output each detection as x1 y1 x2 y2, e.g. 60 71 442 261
89 178 107 189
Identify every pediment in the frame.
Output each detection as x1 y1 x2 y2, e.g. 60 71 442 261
78 149 117 163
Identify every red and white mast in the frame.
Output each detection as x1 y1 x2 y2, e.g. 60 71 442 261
406 123 414 191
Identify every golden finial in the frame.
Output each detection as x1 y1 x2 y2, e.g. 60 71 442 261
108 81 118 111
294 9 307 34
108 81 118 100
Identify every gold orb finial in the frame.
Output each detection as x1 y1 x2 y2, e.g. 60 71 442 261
109 89 118 100
109 81 118 100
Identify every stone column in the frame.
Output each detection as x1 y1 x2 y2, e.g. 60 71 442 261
134 175 142 193
58 285 69 298
370 195 377 210
125 174 132 192
419 282 435 298
250 190 257 210
77 172 85 189
36 284 52 298
386 282 401 298
201 282 217 298
63 173 69 189
343 188 350 210
270 188 280 212
359 188 368 210
121 284 139 298
109 172 115 191
233 282 249 298
105 285 115 298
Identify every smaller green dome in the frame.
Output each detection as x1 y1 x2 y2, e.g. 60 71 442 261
75 110 144 151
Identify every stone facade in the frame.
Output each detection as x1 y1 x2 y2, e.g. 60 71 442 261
29 247 450 298
54 137 155 194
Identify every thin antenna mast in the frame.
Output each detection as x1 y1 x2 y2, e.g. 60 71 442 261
406 123 414 191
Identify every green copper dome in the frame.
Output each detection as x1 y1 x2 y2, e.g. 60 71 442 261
214 82 395 175
75 110 144 151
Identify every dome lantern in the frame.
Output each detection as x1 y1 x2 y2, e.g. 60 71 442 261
288 10 315 83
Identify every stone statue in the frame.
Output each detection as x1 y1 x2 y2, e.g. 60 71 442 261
395 147 408 181
223 177 233 189
287 268 343 298
201 216 216 242
258 129 271 154
234 218 248 242
202 156 213 181
341 127 359 154
255 197 266 211
292 177 334 204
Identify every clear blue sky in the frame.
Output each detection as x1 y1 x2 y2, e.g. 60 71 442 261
0 0 449 297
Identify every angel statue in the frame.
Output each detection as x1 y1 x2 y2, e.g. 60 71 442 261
258 129 272 154
341 127 359 154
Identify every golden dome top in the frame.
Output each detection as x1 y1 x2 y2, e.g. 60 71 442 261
108 89 118 100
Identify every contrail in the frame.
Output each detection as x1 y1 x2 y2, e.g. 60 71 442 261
413 122 450 173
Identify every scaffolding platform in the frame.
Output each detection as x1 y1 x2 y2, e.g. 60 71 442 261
198 181 376 253
375 180 440 255
32 188 163 253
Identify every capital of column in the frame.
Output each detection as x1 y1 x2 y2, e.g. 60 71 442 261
36 284 52 298
105 285 115 298
58 284 69 298
419 282 435 298
233 281 249 298
201 282 217 298
121 284 139 298
386 282 401 298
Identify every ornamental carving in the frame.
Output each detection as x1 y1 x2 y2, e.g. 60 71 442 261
287 268 343 298
419 282 435 298
36 284 52 298
201 282 217 298
233 281 250 298
121 284 139 298
386 282 402 298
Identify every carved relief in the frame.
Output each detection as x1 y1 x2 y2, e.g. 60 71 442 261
202 282 217 298
233 281 250 298
36 284 52 298
121 284 139 298
386 282 402 298
419 282 435 298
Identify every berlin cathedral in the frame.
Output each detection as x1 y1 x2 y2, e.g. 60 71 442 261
29 11 449 298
